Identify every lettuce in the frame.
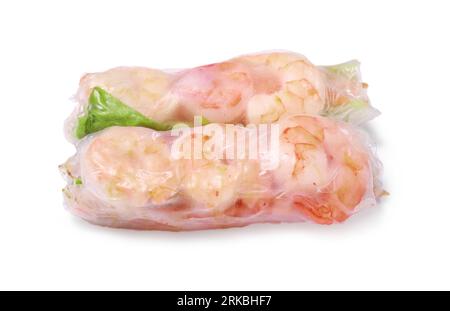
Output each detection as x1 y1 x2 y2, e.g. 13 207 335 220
75 87 173 139
325 60 360 80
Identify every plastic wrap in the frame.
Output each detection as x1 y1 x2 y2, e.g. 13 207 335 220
60 115 381 230
65 51 378 142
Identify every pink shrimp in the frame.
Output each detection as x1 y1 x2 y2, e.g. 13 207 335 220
274 115 376 223
169 61 280 123
76 67 178 122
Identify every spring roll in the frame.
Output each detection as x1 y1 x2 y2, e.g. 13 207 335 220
66 52 378 141
60 115 381 230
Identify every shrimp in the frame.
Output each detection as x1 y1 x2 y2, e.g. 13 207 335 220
79 126 181 209
172 125 255 211
76 67 178 122
168 62 259 123
273 115 375 224
169 52 326 125
236 52 327 124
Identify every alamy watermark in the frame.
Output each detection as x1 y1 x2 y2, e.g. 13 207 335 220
170 116 280 170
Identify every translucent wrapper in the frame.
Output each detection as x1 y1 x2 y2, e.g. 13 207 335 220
60 115 382 231
65 51 378 142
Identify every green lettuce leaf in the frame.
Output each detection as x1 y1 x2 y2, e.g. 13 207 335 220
75 87 173 139
325 60 360 80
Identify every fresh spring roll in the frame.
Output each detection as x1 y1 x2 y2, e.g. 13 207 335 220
60 115 382 230
65 51 378 141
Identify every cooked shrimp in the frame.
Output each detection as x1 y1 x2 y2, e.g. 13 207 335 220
76 67 178 122
166 52 329 126
80 126 181 209
168 62 258 123
238 52 326 124
274 115 374 224
172 126 247 210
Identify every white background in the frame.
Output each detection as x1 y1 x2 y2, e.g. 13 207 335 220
0 0 449 290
